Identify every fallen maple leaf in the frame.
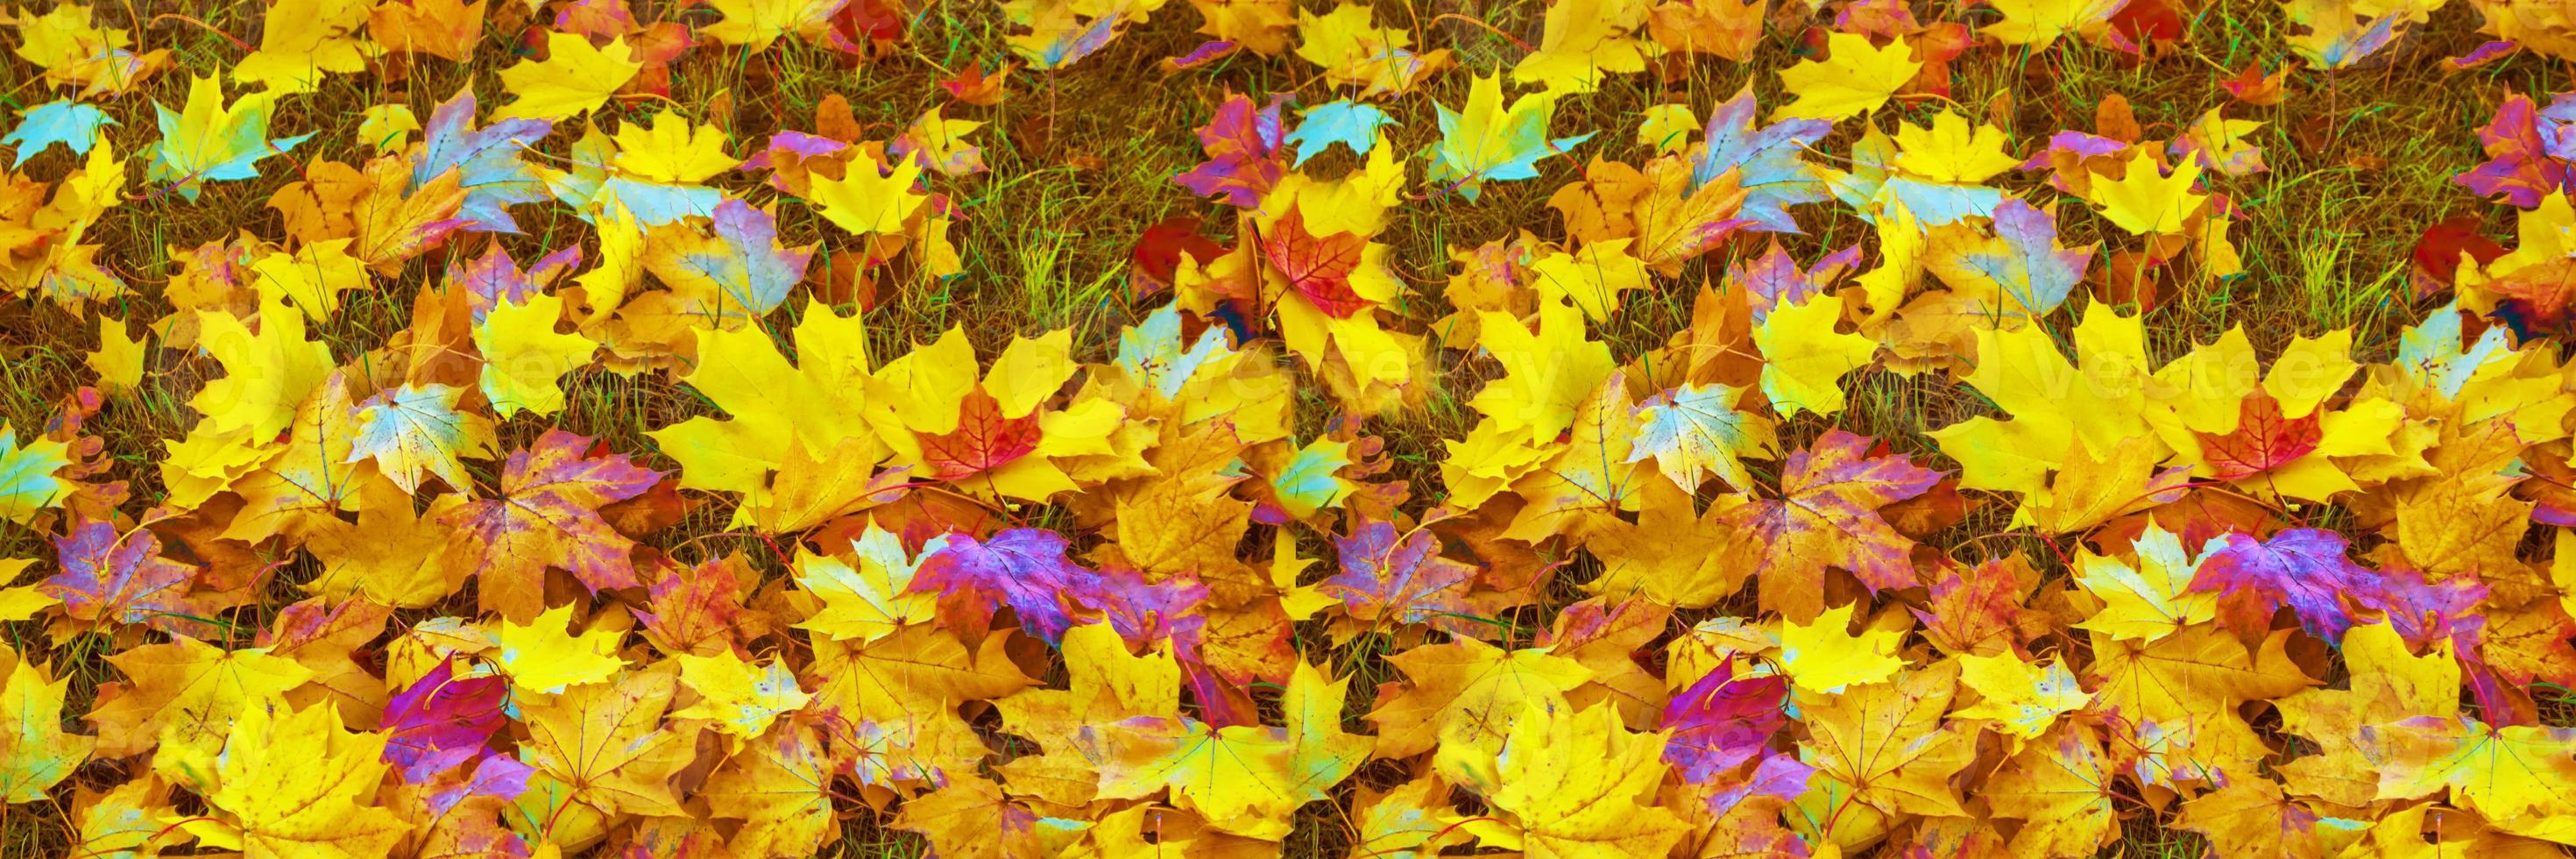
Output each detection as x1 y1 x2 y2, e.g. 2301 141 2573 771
438 429 662 620
493 32 642 121
1719 430 1941 621
0 661 91 801
911 528 1095 642
44 521 206 633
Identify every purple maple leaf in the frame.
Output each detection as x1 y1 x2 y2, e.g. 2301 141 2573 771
383 657 512 783
1971 198 2091 317
1071 565 1207 654
681 199 814 320
1662 663 1791 784
1695 86 1832 233
427 754 534 819
1672 682 1811 816
1066 567 1250 724
1730 240 1862 322
418 85 554 233
2456 93 2573 209
1172 92 1288 209
912 529 1093 642
1321 520 1477 627
43 522 204 633
454 242 581 323
2365 564 2488 654
2189 529 2384 642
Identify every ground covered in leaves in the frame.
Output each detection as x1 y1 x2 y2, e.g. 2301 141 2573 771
4 0 2576 856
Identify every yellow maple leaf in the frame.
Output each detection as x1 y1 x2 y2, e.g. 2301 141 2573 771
1983 722 2119 857
186 701 411 857
2173 777 2331 858
1929 306 2164 496
145 75 312 201
193 300 334 439
889 777 1046 856
0 429 71 525
1367 638 1595 760
2084 149 2207 235
612 110 740 184
793 524 936 642
474 292 598 418
0 558 59 621
88 315 147 393
1508 0 1652 94
87 637 315 758
806 627 1032 790
492 604 628 694
11 4 170 96
356 104 419 153
1425 73 1592 201
1627 381 1777 492
1637 103 1698 153
1780 603 1906 694
703 0 844 48
1773 32 1921 122
302 478 465 607
1083 660 1367 840
810 156 929 236
1984 0 2126 48
365 0 485 60
675 652 814 740
1442 701 1690 855
1503 373 1645 542
1791 660 1975 850
347 382 497 494
223 372 376 543
2071 522 2218 642
1183 0 1290 55
2364 715 2576 823
494 32 641 121
896 106 987 177
2020 435 2188 534
1292 3 1450 96
0 661 91 802
700 721 837 855
1849 193 1924 322
1752 292 1876 417
1469 297 1616 445
1953 651 2091 739
249 238 367 321
2276 623 2459 806
518 672 696 819
1890 110 2021 184
2091 626 2314 728
230 0 372 94
652 302 892 497
1530 238 1651 322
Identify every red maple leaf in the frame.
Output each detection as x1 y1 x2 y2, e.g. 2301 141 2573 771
2410 215 2507 289
1259 209 1371 318
918 389 1043 481
2196 392 2322 480
1129 215 1227 300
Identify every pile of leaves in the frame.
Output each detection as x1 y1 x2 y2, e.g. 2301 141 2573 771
4 0 2576 855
